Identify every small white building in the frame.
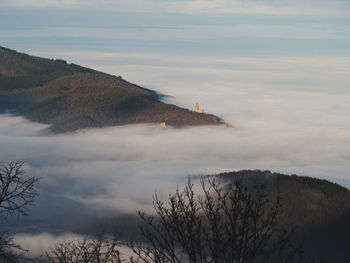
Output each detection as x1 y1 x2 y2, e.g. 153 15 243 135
194 103 204 113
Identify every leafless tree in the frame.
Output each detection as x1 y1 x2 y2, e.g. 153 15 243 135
0 161 39 263
0 161 39 219
129 177 305 263
41 177 322 263
45 232 123 263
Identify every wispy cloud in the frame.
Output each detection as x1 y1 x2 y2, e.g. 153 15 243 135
1 0 349 16
13 232 132 258
1 24 348 41
13 233 84 257
1 0 78 9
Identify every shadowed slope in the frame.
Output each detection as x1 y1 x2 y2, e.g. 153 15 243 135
215 170 350 262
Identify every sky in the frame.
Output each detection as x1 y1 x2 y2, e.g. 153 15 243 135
1 0 350 255
1 0 350 56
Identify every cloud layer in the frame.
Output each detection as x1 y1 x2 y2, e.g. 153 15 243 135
2 0 350 16
13 233 84 257
1 24 349 42
1 53 350 235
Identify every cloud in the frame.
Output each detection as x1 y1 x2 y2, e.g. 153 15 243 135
13 232 133 258
12 232 84 257
1 0 349 16
1 0 78 9
1 53 350 235
0 24 348 42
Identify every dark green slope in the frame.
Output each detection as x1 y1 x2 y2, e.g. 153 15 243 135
0 46 224 132
215 170 350 262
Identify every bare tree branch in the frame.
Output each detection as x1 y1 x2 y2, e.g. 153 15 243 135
0 161 39 219
45 232 123 263
129 177 306 263
0 161 39 262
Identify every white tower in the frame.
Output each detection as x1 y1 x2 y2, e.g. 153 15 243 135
194 103 204 113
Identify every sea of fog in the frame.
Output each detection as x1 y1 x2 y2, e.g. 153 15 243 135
1 53 350 255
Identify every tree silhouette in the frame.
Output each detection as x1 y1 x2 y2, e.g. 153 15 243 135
129 177 304 263
0 162 39 262
45 232 122 263
30 176 319 263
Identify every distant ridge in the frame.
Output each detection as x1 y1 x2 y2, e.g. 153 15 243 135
213 170 350 262
0 46 225 132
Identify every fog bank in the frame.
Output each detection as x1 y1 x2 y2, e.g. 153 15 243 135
1 54 350 244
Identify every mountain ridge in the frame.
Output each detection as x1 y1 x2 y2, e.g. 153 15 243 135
213 170 350 262
0 46 226 132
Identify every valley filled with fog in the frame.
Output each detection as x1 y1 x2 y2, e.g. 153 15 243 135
0 0 350 259
1 53 350 255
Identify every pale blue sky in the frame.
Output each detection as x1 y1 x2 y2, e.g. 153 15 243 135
0 0 350 56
